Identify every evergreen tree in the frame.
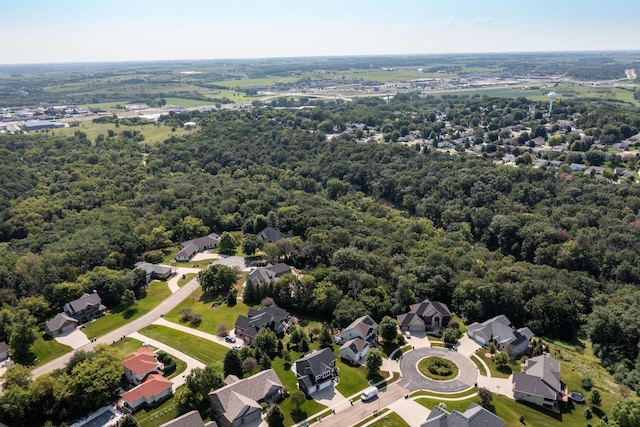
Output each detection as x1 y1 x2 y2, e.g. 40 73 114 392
223 350 243 379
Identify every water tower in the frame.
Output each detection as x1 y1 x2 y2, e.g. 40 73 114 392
548 91 557 114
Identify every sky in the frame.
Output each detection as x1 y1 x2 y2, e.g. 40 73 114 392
2 0 639 64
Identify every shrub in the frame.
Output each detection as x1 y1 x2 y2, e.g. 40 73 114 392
584 407 593 419
581 375 594 390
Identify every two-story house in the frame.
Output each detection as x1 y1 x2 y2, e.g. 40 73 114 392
234 305 294 345
397 299 451 332
63 291 107 324
295 348 337 395
334 315 378 345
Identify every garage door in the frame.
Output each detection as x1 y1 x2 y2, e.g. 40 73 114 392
470 333 485 345
318 380 333 391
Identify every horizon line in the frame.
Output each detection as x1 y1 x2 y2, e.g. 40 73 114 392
2 49 640 67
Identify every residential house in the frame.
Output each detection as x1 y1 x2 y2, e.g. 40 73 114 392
421 402 506 427
339 337 370 364
234 305 294 345
121 374 173 411
512 354 567 412
63 291 106 323
295 348 337 395
467 315 533 358
160 410 216 427
122 346 161 385
256 226 292 243
134 262 173 284
570 163 586 172
44 312 78 337
209 369 283 427
245 263 301 290
334 315 378 345
397 299 451 332
175 233 220 262
0 342 8 361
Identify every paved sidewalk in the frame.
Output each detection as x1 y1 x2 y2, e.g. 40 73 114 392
128 331 205 389
387 398 431 426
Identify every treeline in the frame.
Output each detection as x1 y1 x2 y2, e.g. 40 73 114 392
1 94 640 393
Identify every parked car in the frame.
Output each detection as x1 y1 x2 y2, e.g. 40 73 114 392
232 344 242 350
225 335 236 343
361 386 378 401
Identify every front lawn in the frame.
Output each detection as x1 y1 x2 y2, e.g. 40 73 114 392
134 393 179 427
474 349 521 378
334 353 370 397
177 273 197 287
164 287 253 336
271 354 326 426
369 411 410 427
83 281 171 339
32 333 72 366
138 324 229 370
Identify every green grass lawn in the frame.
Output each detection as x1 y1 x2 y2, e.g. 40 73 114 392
54 121 190 145
474 349 521 378
165 287 253 336
410 388 477 399
271 354 326 426
470 354 488 376
368 411 410 427
138 325 228 370
334 353 370 397
83 281 171 339
177 273 197 287
134 394 179 427
32 333 72 366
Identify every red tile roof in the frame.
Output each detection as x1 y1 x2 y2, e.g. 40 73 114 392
122 347 159 376
122 374 173 403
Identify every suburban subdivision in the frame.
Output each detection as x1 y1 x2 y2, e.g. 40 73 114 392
0 51 639 427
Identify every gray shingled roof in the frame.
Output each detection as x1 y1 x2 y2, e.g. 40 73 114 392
296 348 336 379
422 402 506 427
256 227 292 243
64 292 104 315
340 337 368 354
45 312 78 332
209 369 283 425
467 315 519 345
159 410 207 427
134 262 172 277
513 354 562 400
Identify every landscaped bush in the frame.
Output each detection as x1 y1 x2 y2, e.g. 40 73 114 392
418 357 459 380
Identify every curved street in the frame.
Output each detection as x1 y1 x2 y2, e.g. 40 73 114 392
398 347 478 393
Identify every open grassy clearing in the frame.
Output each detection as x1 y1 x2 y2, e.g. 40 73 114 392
83 280 171 339
211 76 299 88
134 393 179 427
32 333 72 366
202 89 253 102
139 324 228 371
474 349 522 379
368 411 410 427
162 97 217 107
165 287 253 336
52 121 190 145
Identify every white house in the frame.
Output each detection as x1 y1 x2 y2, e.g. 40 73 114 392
339 337 370 364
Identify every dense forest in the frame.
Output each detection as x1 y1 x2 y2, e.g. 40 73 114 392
2 93 640 417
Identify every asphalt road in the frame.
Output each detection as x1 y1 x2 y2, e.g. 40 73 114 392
324 383 409 427
398 347 477 392
32 277 201 378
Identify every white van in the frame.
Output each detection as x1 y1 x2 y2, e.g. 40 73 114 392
361 386 378 401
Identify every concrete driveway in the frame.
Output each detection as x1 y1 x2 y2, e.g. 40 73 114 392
388 398 431 426
456 335 481 357
165 266 200 294
398 347 477 393
54 328 90 349
210 255 253 272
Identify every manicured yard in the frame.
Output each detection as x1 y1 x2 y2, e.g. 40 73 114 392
368 411 410 427
32 333 72 366
334 353 370 397
138 325 228 371
110 337 186 379
474 349 521 378
271 354 326 426
165 287 254 336
410 388 477 399
177 273 197 287
470 354 488 376
134 393 179 427
418 357 459 380
83 281 171 339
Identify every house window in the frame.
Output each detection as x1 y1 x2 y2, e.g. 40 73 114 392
322 371 331 378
